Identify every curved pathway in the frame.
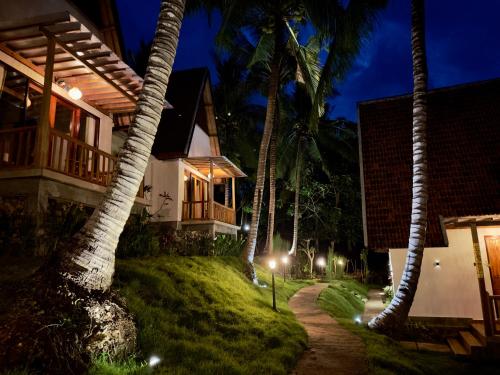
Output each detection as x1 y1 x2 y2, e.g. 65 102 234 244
289 283 368 375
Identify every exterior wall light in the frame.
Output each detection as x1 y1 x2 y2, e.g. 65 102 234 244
433 259 441 269
68 87 83 100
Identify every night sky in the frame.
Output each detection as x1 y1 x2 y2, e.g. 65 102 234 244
117 1 500 121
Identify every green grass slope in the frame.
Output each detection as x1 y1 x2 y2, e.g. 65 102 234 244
318 280 498 375
91 256 313 375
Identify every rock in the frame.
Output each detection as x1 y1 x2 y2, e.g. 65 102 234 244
84 298 136 360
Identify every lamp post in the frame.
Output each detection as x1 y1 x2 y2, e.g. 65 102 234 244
269 259 277 311
316 257 326 278
281 255 289 282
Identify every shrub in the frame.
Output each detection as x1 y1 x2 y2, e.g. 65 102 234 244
116 209 160 258
213 235 245 256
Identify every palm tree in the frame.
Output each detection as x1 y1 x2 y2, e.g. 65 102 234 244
368 0 428 331
218 2 322 279
59 0 186 291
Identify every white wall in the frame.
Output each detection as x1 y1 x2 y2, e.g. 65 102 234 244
389 226 500 319
145 157 183 222
188 125 212 157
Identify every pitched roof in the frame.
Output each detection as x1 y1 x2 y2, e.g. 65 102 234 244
358 78 500 250
152 67 218 159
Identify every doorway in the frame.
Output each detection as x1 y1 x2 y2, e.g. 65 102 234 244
485 236 500 295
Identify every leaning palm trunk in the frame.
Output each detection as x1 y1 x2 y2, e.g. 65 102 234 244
264 121 278 254
369 0 428 331
59 0 186 292
243 61 280 274
289 137 303 256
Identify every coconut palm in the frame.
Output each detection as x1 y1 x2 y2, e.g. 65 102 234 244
217 2 323 278
59 0 186 291
368 0 428 331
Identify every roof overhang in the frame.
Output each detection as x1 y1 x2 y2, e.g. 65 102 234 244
184 156 246 178
0 11 142 113
443 214 500 229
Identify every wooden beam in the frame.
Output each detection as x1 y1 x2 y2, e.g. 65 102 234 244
209 161 214 220
34 37 55 168
57 32 92 43
232 177 236 211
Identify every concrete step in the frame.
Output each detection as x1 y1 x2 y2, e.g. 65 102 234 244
459 330 484 354
470 322 488 346
447 337 469 356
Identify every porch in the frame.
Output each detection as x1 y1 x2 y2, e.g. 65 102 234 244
0 12 145 199
181 156 246 227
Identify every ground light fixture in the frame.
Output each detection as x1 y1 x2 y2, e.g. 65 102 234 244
316 257 326 268
268 259 277 311
149 355 161 367
354 315 362 325
281 255 289 282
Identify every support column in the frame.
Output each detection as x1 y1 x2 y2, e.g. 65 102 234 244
231 176 236 225
209 160 214 220
471 223 493 336
34 37 55 168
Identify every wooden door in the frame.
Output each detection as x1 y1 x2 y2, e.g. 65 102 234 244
486 236 500 295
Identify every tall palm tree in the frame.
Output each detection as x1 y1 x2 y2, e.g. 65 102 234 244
59 0 186 291
368 0 428 331
264 125 277 254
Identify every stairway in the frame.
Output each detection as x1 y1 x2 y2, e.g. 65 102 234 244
447 321 500 357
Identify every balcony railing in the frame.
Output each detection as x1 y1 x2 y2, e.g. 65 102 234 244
48 128 116 186
182 200 236 225
0 126 144 197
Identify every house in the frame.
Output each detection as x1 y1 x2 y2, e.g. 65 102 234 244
0 0 245 243
358 79 500 350
0 0 145 217
114 68 246 237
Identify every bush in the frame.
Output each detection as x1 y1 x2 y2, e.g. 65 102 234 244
213 235 246 256
116 209 160 259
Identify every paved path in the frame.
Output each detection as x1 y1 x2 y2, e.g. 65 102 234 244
362 289 386 323
289 283 368 375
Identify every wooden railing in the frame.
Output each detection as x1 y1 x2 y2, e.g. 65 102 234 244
0 126 145 197
48 128 116 186
0 126 36 168
213 201 236 225
182 200 236 225
182 200 210 221
487 293 500 335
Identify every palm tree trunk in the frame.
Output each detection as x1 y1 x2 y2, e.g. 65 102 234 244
264 118 278 254
243 62 281 273
369 0 428 331
59 0 186 291
289 137 303 256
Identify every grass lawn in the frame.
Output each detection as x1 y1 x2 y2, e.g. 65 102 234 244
318 280 499 375
90 256 313 375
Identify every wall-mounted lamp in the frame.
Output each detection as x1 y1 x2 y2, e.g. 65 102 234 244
57 79 82 101
433 259 441 269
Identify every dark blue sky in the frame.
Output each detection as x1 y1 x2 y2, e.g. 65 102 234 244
117 1 500 121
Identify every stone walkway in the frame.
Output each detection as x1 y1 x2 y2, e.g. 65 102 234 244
289 283 368 375
362 289 386 323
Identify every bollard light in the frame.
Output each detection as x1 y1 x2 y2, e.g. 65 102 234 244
149 355 161 367
269 259 277 311
268 259 277 270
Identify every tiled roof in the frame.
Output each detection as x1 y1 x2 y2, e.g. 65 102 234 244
359 78 500 250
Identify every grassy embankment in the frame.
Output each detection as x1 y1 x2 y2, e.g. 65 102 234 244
318 280 498 375
90 256 313 375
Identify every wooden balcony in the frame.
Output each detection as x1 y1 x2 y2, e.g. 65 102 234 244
0 126 144 197
182 200 236 225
